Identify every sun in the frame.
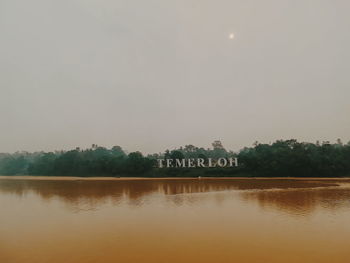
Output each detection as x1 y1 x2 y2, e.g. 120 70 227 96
229 33 235 40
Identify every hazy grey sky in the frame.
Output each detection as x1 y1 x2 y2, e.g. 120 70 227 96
1 0 349 153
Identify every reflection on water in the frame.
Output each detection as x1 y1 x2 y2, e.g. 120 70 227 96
1 177 350 263
0 178 342 211
242 187 350 216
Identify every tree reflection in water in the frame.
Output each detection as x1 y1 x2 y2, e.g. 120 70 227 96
1 178 349 215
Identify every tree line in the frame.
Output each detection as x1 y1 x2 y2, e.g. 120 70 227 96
0 139 349 177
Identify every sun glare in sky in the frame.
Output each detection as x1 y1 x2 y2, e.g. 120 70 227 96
229 33 235 39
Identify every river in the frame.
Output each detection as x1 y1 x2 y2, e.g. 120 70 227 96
1 177 350 263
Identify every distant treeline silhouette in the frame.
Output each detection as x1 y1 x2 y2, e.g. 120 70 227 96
0 139 349 177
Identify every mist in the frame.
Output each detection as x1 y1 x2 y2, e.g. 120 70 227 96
1 0 349 153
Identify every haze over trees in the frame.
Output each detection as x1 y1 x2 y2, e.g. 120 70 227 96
0 139 350 177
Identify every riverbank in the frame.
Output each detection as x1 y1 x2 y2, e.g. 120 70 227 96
1 175 350 181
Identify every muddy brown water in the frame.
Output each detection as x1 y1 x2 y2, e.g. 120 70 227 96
1 177 350 263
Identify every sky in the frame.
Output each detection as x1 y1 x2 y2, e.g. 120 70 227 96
1 0 349 154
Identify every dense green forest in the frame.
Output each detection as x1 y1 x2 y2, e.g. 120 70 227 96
0 139 350 177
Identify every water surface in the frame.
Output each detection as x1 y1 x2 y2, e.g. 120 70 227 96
1 177 350 263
